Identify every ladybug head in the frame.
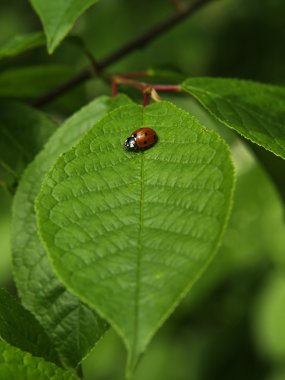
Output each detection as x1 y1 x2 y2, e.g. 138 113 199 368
124 137 137 151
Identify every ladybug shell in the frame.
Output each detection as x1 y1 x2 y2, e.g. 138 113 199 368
131 128 157 149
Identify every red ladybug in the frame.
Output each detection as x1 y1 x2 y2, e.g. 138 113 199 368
124 128 158 151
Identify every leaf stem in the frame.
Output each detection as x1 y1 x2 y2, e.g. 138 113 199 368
112 81 119 96
113 75 181 92
33 0 217 107
112 75 180 104
143 91 150 107
151 84 181 92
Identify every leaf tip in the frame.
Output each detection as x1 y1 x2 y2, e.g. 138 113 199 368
47 40 57 55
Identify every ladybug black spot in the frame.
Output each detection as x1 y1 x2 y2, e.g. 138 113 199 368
145 132 148 136
153 135 156 140
144 141 147 144
133 133 137 138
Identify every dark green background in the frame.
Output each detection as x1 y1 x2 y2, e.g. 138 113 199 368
1 1 285 379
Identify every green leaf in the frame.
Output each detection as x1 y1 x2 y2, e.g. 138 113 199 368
181 139 285 310
253 273 285 362
36 101 235 374
12 95 132 368
0 65 75 99
0 288 59 365
30 0 99 53
182 78 285 159
0 189 12 286
0 101 57 187
0 341 78 380
0 32 45 60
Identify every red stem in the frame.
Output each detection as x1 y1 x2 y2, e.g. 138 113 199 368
112 81 119 96
143 92 150 107
113 76 181 95
152 84 181 92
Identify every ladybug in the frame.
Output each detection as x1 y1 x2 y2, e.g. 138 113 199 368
124 128 158 151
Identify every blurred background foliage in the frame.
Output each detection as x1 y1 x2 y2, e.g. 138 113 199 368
0 0 285 379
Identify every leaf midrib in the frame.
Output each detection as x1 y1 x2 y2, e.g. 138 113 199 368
133 109 145 360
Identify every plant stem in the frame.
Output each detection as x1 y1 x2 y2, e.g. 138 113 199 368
112 81 119 96
152 84 181 92
113 76 148 90
112 76 181 102
33 0 217 107
143 91 150 107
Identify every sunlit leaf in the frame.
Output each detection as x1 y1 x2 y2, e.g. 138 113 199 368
36 101 235 374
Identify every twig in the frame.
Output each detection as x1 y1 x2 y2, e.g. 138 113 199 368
112 75 181 93
33 0 217 107
171 0 187 11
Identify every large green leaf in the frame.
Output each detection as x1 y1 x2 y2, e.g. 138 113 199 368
182 78 285 159
0 341 78 380
36 101 235 374
30 0 99 53
12 95 132 368
81 142 285 380
0 65 75 99
0 32 45 60
0 101 57 188
0 289 59 365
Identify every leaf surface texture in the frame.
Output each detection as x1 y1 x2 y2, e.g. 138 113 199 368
182 78 285 159
36 101 235 372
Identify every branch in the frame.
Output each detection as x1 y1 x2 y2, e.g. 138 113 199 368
112 75 181 92
33 0 217 107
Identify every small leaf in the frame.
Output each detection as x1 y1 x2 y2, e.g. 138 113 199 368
36 101 235 374
30 0 99 53
0 101 57 187
182 78 285 159
0 65 75 99
12 95 132 368
0 341 78 380
0 32 45 60
0 288 59 364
